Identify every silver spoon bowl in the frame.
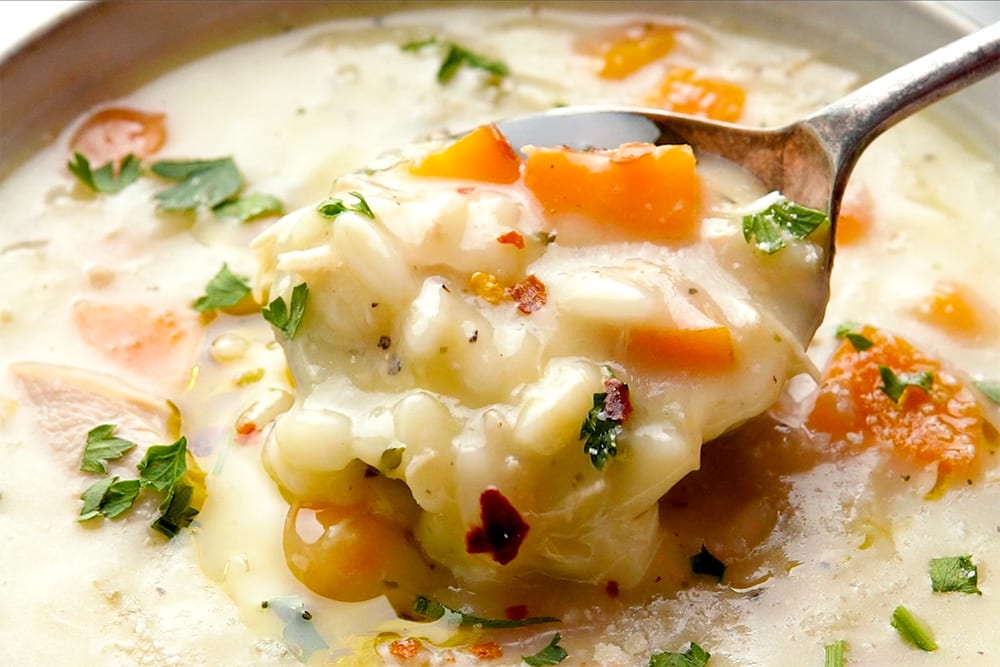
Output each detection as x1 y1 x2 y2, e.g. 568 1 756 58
497 22 1000 339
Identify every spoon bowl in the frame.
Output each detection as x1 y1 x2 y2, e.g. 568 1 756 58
498 22 1000 339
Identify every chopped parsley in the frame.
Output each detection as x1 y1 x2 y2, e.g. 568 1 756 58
878 366 933 403
137 436 189 493
929 555 981 595
689 545 726 581
413 595 559 629
262 282 309 339
890 605 937 652
973 379 1000 404
316 191 375 220
213 193 284 222
824 639 846 667
67 152 142 194
193 263 253 313
80 424 136 474
79 476 141 521
151 482 199 539
523 633 568 666
742 195 829 254
151 157 243 211
648 642 711 667
579 377 632 470
402 37 509 83
834 322 873 351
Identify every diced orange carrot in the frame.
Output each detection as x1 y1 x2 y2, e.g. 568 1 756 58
523 142 700 243
646 68 745 123
912 281 999 342
73 301 202 385
624 326 735 373
584 23 676 79
70 107 167 166
410 124 521 184
835 184 873 246
807 325 982 482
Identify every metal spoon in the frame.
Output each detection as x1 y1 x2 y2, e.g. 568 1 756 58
497 22 1000 339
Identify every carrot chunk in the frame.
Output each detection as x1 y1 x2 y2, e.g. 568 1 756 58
912 281 998 343
834 184 873 246
410 124 521 184
807 325 982 482
70 107 167 166
625 326 735 373
595 24 676 79
523 142 699 243
646 68 746 123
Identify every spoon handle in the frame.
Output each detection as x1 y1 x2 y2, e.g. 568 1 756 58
803 21 1000 194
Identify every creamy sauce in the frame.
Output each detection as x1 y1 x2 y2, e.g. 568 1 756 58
0 6 997 667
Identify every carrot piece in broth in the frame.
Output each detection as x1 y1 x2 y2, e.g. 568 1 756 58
625 326 735 373
646 67 746 123
834 184 873 246
807 325 982 482
523 142 700 243
410 124 521 184
589 23 676 79
70 107 167 166
912 281 999 343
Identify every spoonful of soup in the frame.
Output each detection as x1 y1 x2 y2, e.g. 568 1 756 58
497 22 1000 341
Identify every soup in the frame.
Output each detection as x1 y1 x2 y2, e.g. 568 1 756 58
0 4 997 666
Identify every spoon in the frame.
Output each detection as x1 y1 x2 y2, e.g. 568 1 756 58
497 22 1000 339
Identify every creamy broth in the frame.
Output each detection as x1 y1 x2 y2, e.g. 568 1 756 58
0 6 997 667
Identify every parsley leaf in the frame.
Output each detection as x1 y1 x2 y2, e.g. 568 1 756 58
878 366 933 403
262 282 309 339
973 380 1000 404
151 482 199 538
402 37 509 83
68 152 142 194
890 605 937 652
79 476 141 521
742 196 829 254
929 555 981 595
579 385 631 470
834 323 873 351
151 157 243 211
824 640 846 667
523 633 568 666
137 436 188 494
316 191 375 220
193 263 252 313
213 193 284 222
413 595 559 629
80 424 136 474
648 642 711 667
689 545 726 581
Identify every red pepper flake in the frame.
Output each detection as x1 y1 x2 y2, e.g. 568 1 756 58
505 274 547 314
235 420 258 436
496 230 525 249
504 604 529 620
601 377 633 422
389 638 423 660
457 186 475 195
605 580 620 597
465 488 529 565
469 642 503 660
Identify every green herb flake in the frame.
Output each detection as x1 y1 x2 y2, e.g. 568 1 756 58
834 323 873 352
402 37 509 83
137 436 189 494
579 390 628 471
213 193 284 222
648 642 711 667
741 196 829 254
523 633 568 666
878 366 933 403
973 380 1000 404
79 476 141 521
151 482 199 539
890 605 937 652
80 424 137 474
316 191 375 220
824 639 846 667
262 282 309 339
193 263 252 313
689 545 726 581
151 157 243 211
413 595 559 629
929 555 981 595
68 152 142 194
